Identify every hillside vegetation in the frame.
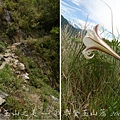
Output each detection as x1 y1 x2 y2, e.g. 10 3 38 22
0 0 59 119
62 18 120 120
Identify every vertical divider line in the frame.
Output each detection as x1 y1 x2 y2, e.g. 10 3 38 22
60 1 61 119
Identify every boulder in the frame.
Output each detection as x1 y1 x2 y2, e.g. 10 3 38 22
13 42 21 46
0 97 5 106
22 73 29 80
51 95 58 102
0 90 8 98
0 57 5 62
18 63 25 71
0 113 8 120
3 53 11 58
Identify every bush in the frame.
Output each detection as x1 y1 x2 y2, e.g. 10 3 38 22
0 64 23 91
61 27 120 119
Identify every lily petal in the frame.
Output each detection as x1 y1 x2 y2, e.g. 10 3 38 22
82 48 94 59
82 24 120 61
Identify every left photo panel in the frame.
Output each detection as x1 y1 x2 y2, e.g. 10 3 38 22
0 0 60 119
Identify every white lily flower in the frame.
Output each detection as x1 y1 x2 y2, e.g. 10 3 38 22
82 24 120 61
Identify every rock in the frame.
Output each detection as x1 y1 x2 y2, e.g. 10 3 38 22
4 9 12 22
3 53 11 58
17 73 29 81
0 57 5 62
14 59 19 65
5 49 11 53
15 71 21 74
0 113 8 120
8 45 16 51
11 53 15 58
51 95 58 102
23 75 29 80
14 56 18 59
51 112 58 118
22 73 29 80
22 85 29 92
0 97 5 106
18 63 25 71
0 90 8 98
5 57 11 63
25 72 29 76
13 42 21 46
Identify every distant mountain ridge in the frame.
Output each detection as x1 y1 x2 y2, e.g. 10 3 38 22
61 15 81 30
61 15 87 37
61 15 81 36
69 21 81 30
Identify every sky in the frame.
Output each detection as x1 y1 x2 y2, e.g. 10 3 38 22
61 0 120 40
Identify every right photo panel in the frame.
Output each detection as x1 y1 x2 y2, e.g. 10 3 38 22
61 0 120 119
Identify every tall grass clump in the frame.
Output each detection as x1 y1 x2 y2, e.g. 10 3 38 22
61 24 120 120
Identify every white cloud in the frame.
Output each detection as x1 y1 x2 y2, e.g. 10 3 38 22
72 17 96 29
62 0 120 38
61 1 76 15
61 1 84 14
75 0 120 36
71 0 83 6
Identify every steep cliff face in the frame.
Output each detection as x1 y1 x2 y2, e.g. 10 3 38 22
0 0 59 42
0 0 59 119
0 42 59 119
0 0 59 89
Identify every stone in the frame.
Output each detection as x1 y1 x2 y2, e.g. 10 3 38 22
5 49 11 53
0 113 8 120
0 90 8 98
25 72 29 76
0 97 5 105
14 56 18 59
22 73 29 80
51 95 58 102
3 53 11 58
8 45 16 51
17 73 29 80
13 42 21 46
4 9 11 22
18 63 25 71
15 71 21 74
14 60 19 65
22 85 29 92
0 57 5 62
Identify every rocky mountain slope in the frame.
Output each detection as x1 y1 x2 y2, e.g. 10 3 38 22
0 42 59 119
61 15 87 38
0 0 59 119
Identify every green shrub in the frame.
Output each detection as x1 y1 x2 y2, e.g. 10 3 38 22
0 41 7 53
0 64 23 91
62 27 120 119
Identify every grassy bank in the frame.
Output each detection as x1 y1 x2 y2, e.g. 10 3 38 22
61 26 120 120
